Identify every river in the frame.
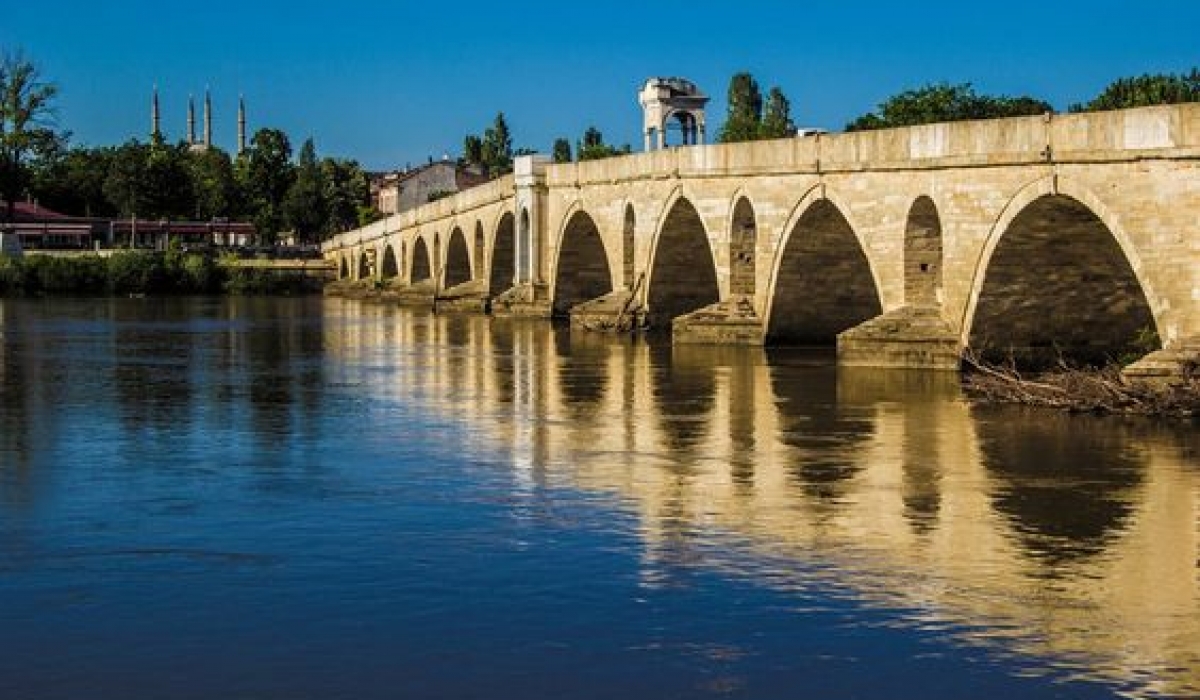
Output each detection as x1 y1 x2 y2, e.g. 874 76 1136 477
0 296 1196 699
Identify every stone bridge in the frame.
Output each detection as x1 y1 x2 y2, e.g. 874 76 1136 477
323 103 1199 374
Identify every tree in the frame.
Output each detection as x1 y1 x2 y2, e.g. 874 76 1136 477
103 140 152 218
239 128 294 244
462 134 483 167
575 126 629 161
187 146 237 220
1070 69 1200 112
283 138 327 243
32 145 116 217
551 137 572 164
481 112 513 174
718 72 763 143
760 87 794 139
0 50 65 226
846 83 1051 131
320 157 369 238
142 141 194 219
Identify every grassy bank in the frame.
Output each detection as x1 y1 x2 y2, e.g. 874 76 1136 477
0 252 322 296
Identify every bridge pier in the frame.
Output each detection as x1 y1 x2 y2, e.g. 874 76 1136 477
435 280 490 314
837 307 963 371
672 296 764 345
490 283 553 317
1121 338 1200 386
567 290 644 332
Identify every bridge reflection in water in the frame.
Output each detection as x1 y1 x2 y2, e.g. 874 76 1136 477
327 299 1198 698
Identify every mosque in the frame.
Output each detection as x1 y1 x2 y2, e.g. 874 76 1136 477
150 87 248 154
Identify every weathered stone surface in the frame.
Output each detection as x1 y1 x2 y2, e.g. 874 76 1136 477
673 296 764 345
838 306 962 370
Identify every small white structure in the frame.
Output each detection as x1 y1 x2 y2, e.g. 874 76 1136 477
639 77 710 151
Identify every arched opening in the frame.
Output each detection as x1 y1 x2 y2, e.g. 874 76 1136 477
647 197 720 329
357 250 372 281
905 196 943 305
767 199 881 345
622 205 636 289
380 244 399 280
490 212 516 295
730 197 756 296
552 210 613 316
411 237 432 282
444 227 472 289
968 194 1158 366
517 208 532 283
473 222 485 280
339 256 348 279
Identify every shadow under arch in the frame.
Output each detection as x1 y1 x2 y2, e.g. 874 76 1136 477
766 196 882 345
966 191 1158 366
622 203 636 289
339 256 349 279
380 244 399 280
490 211 516 295
445 227 472 289
905 195 943 305
552 208 614 316
645 194 720 330
411 236 432 283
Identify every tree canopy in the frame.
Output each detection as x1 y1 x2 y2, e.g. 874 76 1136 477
718 72 795 143
0 50 66 224
845 83 1051 131
1070 69 1200 112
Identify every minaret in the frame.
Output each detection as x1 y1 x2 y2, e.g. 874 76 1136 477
203 88 213 148
151 86 161 141
187 94 196 145
237 95 247 155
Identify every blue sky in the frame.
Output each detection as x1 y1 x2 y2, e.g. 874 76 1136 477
3 1 1197 170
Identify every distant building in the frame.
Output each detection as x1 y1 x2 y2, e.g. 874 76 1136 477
372 161 489 215
2 200 254 250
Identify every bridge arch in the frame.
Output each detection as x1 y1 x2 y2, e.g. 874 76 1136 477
411 236 432 283
904 196 943 305
380 243 399 281
645 191 720 329
963 179 1160 364
729 194 758 297
444 227 472 289
490 211 516 295
552 207 614 316
765 189 883 344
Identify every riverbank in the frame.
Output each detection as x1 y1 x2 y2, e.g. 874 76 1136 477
0 251 324 296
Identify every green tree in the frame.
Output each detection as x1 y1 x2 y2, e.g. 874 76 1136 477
103 140 153 218
0 50 65 226
481 112 513 175
283 138 327 243
1070 69 1200 112
32 145 117 217
239 128 294 244
143 141 194 219
187 146 237 220
320 157 370 238
462 134 483 167
759 87 794 139
576 126 628 161
846 83 1051 131
718 72 764 143
551 138 572 163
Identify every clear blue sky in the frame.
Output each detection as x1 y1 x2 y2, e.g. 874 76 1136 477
3 1 1197 171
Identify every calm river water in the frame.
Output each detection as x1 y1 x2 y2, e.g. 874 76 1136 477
0 296 1196 699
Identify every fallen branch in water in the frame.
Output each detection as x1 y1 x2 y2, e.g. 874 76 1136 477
961 352 1199 417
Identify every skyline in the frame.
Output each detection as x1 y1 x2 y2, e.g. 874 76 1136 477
2 1 1198 171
